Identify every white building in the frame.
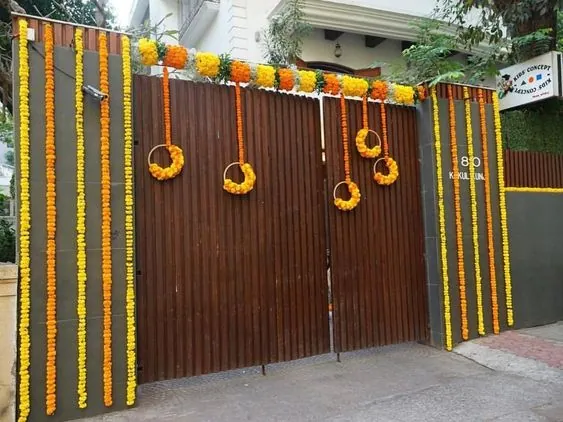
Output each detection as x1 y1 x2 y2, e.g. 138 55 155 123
129 0 470 77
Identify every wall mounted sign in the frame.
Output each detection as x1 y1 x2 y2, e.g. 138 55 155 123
496 51 563 111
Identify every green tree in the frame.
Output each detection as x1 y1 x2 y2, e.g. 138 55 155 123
0 219 15 262
261 0 312 65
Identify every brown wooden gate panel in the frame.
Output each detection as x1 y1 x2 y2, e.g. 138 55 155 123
324 98 428 352
134 75 330 383
504 149 563 188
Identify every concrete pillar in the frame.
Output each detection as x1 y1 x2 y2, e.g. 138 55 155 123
0 264 17 422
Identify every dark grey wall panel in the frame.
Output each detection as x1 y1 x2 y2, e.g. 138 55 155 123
507 192 563 328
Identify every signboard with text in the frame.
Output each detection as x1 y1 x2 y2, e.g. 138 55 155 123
496 51 562 111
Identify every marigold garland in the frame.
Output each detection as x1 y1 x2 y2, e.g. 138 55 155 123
196 52 220 78
99 32 113 407
163 44 188 69
230 60 251 83
373 103 399 185
371 80 388 101
417 85 427 102
122 35 137 406
255 64 276 88
448 85 469 340
44 23 58 416
298 70 317 93
341 75 369 97
334 94 361 211
492 93 514 326
431 87 453 351
355 96 381 159
278 68 295 91
463 87 485 336
505 187 563 193
148 67 185 181
17 18 31 422
394 84 415 105
323 73 340 95
74 27 88 409
138 38 159 66
224 83 256 195
477 89 500 334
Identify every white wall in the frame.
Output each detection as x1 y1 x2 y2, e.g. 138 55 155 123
323 0 436 19
149 0 180 44
195 0 230 53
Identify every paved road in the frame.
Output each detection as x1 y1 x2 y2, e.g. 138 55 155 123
77 327 563 422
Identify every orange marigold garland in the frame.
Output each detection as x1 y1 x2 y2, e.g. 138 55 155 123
163 44 187 69
334 94 361 211
230 60 251 84
148 67 185 181
323 73 340 95
373 103 398 185
371 80 388 101
278 68 295 91
44 23 58 416
478 89 500 334
447 85 469 340
99 32 113 407
355 96 382 159
223 83 256 195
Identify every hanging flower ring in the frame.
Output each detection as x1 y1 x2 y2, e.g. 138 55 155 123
355 128 382 159
333 180 361 211
148 143 185 181
223 162 256 195
373 156 399 186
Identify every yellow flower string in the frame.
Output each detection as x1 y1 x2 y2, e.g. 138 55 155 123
478 89 500 334
99 32 113 407
431 88 453 351
44 23 58 416
121 35 137 406
492 94 514 326
448 85 469 341
75 27 88 409
505 187 563 193
463 87 485 336
17 18 31 422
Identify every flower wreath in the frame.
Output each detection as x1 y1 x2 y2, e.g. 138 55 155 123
373 103 399 186
356 96 382 159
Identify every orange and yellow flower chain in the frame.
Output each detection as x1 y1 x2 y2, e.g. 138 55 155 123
99 32 113 407
340 94 351 183
44 23 58 416
447 85 469 340
122 35 137 406
478 89 500 334
163 67 171 148
235 83 245 165
362 96 369 129
18 18 31 422
463 87 485 336
492 94 514 326
380 103 389 158
431 88 453 351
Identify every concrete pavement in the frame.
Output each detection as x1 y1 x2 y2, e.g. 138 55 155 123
76 330 563 422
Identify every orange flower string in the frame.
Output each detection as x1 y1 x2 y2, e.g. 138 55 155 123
99 32 113 407
362 96 368 129
371 80 388 101
231 61 251 84
333 94 361 211
235 83 244 165
323 73 340 95
278 68 295 91
163 44 187 69
448 85 469 340
163 67 171 147
44 23 57 416
478 89 500 334
373 103 398 185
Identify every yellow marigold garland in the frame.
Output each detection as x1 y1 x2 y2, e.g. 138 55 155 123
255 64 276 88
394 84 415 105
334 94 361 211
463 87 485 336
138 38 159 66
122 35 137 406
373 103 399 186
505 187 563 193
148 67 185 181
74 27 88 409
99 32 113 407
44 23 58 416
224 83 256 195
448 85 469 340
341 75 369 97
478 89 500 334
17 18 31 422
492 94 514 326
431 87 453 351
355 96 382 159
195 52 220 78
298 70 316 93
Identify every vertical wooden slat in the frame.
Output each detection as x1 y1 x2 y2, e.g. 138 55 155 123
504 150 563 188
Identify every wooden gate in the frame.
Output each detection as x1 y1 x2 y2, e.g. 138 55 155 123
134 75 428 382
324 98 428 352
134 76 331 383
